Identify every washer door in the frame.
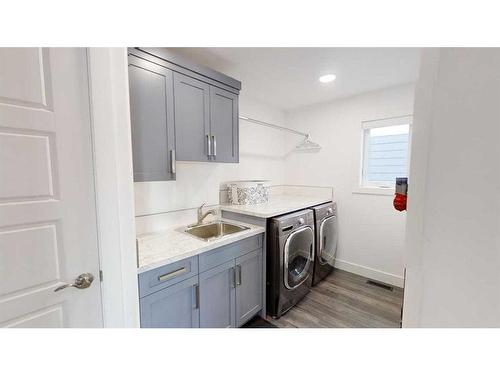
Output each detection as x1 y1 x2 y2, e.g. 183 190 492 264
284 226 314 290
319 215 338 266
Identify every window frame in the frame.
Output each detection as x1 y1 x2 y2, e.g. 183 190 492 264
359 115 412 192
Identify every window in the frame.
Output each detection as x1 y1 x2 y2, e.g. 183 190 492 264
361 116 411 189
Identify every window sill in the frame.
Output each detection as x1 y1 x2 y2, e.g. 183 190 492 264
352 187 395 196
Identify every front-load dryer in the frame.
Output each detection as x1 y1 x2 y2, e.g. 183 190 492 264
267 209 315 318
312 202 338 286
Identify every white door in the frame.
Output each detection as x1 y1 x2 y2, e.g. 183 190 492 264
0 48 103 327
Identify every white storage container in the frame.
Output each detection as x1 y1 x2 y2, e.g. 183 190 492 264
227 180 271 205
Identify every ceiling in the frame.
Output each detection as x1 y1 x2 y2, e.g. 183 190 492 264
172 48 421 111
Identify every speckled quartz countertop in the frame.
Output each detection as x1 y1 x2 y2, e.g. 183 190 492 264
137 219 265 274
220 194 332 218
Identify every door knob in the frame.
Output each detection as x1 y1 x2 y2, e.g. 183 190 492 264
54 273 94 292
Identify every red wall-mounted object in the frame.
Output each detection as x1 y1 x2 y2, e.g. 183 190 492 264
393 193 407 211
394 177 408 212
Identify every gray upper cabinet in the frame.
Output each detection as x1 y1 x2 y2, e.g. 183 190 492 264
174 72 239 163
210 86 239 163
128 55 176 181
235 249 263 327
140 276 199 328
128 48 240 165
199 260 236 328
173 73 211 162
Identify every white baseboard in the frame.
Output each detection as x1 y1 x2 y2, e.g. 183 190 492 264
334 259 404 288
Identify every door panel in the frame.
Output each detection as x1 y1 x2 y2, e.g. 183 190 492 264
0 225 59 296
128 56 175 181
0 48 103 327
199 260 236 328
0 132 54 200
140 276 199 328
209 86 238 163
0 48 49 107
3 306 63 328
173 72 210 161
235 249 262 327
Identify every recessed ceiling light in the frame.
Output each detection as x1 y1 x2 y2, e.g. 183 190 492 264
319 74 336 83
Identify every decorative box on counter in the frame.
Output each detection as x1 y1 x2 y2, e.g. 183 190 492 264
227 180 271 205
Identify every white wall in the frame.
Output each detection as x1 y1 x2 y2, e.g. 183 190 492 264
403 48 500 327
284 84 415 287
135 94 286 234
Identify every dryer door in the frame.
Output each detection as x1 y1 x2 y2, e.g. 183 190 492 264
319 215 338 266
284 226 314 290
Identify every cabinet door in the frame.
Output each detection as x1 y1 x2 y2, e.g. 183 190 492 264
235 249 263 327
199 260 236 328
128 56 175 181
209 86 239 163
140 276 199 328
173 72 210 161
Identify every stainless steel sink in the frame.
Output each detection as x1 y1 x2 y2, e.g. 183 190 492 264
184 221 249 241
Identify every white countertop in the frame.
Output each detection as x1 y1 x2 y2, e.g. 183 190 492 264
137 219 265 274
220 194 332 218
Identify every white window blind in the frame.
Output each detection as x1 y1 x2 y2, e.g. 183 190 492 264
362 116 411 188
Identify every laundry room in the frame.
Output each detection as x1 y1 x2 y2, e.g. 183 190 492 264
130 47 418 328
3 45 499 333
3 3 500 375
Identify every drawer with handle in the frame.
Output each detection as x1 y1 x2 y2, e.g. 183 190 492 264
138 256 199 298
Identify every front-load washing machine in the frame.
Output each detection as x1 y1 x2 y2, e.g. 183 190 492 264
267 209 315 318
312 202 338 286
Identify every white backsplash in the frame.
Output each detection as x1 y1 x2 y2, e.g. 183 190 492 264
135 184 334 235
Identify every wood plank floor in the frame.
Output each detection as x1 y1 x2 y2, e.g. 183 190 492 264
267 269 403 328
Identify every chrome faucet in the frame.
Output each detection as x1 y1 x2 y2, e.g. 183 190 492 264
197 203 218 225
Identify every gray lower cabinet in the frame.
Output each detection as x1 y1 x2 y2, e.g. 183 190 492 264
235 249 263 326
198 248 263 328
199 260 236 328
128 55 176 181
138 234 264 328
140 276 199 328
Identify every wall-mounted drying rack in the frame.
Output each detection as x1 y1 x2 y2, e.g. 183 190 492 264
239 115 321 151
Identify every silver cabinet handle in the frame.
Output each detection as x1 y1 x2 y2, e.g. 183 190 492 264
194 284 200 309
236 265 242 286
232 267 237 288
170 149 176 174
212 135 217 156
206 134 212 156
54 273 94 292
158 267 187 282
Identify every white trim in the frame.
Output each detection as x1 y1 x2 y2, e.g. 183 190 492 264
334 258 404 288
352 187 395 196
362 114 413 129
87 48 140 327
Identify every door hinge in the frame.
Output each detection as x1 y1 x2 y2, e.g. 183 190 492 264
99 270 103 282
